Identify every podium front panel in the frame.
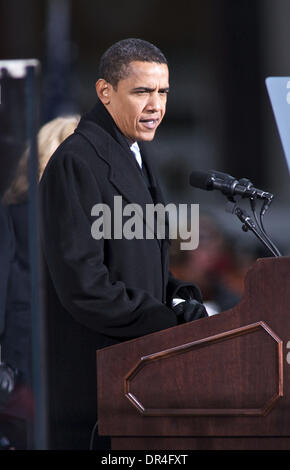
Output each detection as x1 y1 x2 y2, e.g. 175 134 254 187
97 257 290 438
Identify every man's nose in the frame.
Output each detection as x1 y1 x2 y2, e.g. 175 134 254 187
146 92 162 112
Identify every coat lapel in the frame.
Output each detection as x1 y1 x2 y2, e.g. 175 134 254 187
140 143 171 242
107 139 165 246
75 102 166 245
76 118 154 207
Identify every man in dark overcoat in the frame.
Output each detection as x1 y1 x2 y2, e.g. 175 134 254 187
40 38 207 450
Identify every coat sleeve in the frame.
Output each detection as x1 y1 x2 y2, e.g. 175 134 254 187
40 152 177 339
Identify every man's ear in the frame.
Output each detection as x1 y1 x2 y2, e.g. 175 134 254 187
95 79 112 105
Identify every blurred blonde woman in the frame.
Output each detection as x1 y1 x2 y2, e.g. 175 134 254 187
3 115 80 204
0 115 79 449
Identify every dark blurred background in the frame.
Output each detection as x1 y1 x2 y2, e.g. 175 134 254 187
1 0 289 253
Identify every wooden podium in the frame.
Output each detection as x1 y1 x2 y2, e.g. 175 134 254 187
97 257 290 450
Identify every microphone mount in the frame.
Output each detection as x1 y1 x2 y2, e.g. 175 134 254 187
204 171 273 202
190 169 282 258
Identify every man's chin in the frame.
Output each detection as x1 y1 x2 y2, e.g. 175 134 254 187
137 131 157 142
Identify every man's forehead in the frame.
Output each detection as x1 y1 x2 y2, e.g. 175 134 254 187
124 61 169 85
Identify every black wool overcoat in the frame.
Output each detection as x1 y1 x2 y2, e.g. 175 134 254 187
39 100 201 449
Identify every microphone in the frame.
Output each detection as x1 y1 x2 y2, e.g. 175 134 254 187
189 170 273 200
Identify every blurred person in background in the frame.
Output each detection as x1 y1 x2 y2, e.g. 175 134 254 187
0 201 16 449
0 115 80 449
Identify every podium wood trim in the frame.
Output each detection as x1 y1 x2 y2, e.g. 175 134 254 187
124 321 283 417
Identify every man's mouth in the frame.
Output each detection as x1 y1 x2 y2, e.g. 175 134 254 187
139 118 159 130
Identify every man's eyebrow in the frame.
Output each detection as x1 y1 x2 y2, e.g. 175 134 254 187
131 86 170 92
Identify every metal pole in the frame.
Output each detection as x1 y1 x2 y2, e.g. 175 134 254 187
25 63 49 450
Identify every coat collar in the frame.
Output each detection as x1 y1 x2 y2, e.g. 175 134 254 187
75 100 164 205
75 100 169 243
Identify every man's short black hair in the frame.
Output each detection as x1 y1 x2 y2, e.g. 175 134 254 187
98 38 167 88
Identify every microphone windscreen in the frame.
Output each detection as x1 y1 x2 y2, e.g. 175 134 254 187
189 170 213 190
